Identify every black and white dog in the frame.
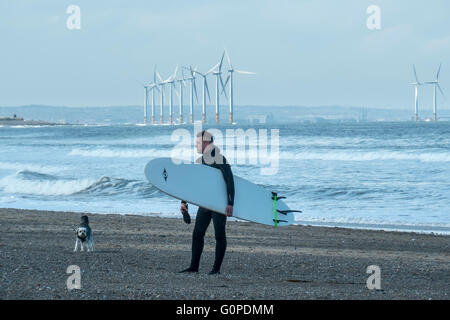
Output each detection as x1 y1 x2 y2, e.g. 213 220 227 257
74 215 94 252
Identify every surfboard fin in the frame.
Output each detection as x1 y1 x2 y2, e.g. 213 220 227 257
277 209 303 215
271 194 286 200
272 192 300 226
273 219 288 224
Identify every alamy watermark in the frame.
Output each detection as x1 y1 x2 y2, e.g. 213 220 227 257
170 121 280 175
66 5 81 30
366 265 381 290
66 265 81 290
366 5 381 30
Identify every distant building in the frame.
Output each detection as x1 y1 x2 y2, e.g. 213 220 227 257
0 115 24 121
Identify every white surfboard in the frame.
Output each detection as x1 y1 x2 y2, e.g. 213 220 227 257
144 157 299 226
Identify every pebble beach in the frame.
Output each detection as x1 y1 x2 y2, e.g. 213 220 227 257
0 208 449 300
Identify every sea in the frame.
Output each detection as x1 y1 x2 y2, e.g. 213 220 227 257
1 120 449 235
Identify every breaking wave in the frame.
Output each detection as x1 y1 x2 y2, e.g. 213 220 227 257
0 170 157 197
279 150 450 162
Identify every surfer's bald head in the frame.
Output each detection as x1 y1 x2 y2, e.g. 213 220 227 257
197 130 214 143
196 130 214 154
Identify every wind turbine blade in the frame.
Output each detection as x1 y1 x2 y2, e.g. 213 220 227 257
174 86 180 98
235 69 255 75
172 65 179 80
437 83 446 100
193 81 199 103
436 63 442 80
207 62 219 74
156 71 164 83
413 65 420 84
153 65 157 83
205 79 211 102
218 51 225 71
224 49 232 68
221 74 230 95
220 75 228 99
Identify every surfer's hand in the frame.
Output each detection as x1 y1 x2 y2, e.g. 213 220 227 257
180 203 188 212
226 205 233 217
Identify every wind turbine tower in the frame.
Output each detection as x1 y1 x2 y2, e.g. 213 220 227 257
148 83 159 125
143 85 148 124
410 65 422 122
425 63 445 121
207 51 227 123
143 83 158 125
165 66 178 125
222 50 255 124
183 66 199 124
156 71 166 124
150 67 160 124
176 73 187 124
194 70 211 124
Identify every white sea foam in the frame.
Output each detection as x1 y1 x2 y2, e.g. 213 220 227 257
67 146 450 164
0 174 96 196
279 150 450 162
0 162 70 174
293 215 450 235
68 147 176 159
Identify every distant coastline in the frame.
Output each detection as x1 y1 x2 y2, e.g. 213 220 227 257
1 105 450 125
0 115 65 126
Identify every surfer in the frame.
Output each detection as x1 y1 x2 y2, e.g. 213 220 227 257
180 130 235 275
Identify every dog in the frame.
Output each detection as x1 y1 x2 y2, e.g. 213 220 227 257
74 215 94 252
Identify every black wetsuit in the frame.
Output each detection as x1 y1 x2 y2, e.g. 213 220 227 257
182 145 235 273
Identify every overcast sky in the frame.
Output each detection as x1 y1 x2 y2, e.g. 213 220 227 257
1 0 449 109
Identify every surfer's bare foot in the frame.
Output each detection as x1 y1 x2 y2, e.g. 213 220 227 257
179 267 198 273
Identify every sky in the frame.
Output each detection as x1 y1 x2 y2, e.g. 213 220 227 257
1 0 449 110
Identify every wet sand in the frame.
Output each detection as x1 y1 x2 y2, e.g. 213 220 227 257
0 208 449 300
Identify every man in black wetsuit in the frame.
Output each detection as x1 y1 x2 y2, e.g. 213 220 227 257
180 130 235 275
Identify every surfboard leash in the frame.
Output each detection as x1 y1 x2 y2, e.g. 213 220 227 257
272 192 278 227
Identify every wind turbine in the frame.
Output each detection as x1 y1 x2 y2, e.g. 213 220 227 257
148 83 159 125
207 51 228 123
175 69 187 124
194 69 212 124
147 66 160 125
143 85 149 125
222 49 255 124
424 63 445 121
410 65 422 122
183 66 199 124
165 65 179 125
156 71 167 124
144 83 159 125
